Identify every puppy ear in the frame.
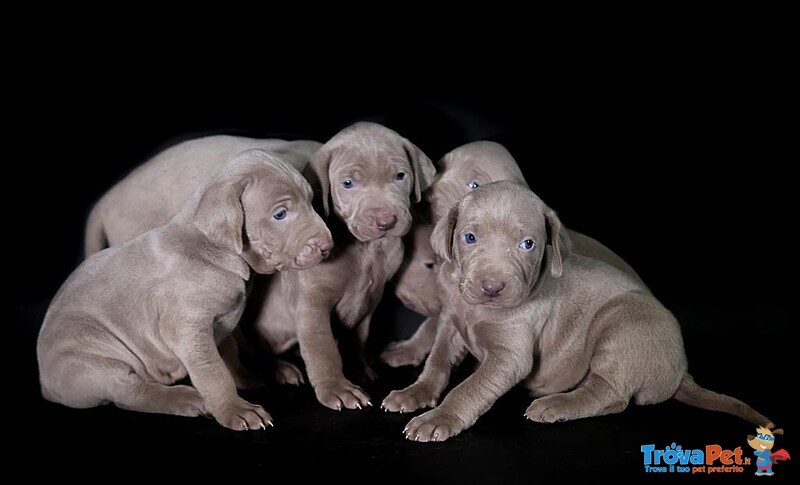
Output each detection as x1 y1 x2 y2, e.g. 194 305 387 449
431 205 458 262
403 139 436 203
545 208 571 278
772 428 784 435
305 146 333 216
194 178 247 254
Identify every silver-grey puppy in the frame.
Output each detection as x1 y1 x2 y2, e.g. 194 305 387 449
38 151 332 430
382 181 770 441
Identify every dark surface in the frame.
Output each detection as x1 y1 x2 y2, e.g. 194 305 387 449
13 88 795 481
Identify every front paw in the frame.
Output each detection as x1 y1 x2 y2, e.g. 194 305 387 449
315 379 371 411
380 340 427 368
213 398 273 431
403 408 466 442
274 359 305 386
381 382 438 413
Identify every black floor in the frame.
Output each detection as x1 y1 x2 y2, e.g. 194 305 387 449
14 295 796 481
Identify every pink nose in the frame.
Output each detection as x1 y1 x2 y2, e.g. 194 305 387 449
312 236 334 257
375 213 398 231
480 278 505 297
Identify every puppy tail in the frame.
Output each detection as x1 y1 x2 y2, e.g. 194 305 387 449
83 203 107 259
673 373 773 427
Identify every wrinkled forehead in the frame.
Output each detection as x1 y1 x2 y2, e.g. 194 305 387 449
246 165 313 203
459 188 545 232
329 141 411 177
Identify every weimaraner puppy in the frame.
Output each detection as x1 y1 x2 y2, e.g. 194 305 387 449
38 150 333 430
382 141 642 367
85 135 321 257
382 181 771 441
253 122 436 410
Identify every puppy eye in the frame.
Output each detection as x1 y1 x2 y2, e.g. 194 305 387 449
468 180 479 189
464 233 476 244
273 209 287 220
519 239 534 250
395 171 407 181
423 261 435 269
342 179 354 189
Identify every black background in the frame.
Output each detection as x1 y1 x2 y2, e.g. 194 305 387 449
11 43 795 481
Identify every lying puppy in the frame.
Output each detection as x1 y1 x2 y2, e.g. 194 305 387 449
382 141 642 367
85 135 321 256
382 181 770 441
254 122 436 410
38 150 332 430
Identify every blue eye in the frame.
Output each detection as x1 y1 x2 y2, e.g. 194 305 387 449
342 179 354 189
273 209 287 220
519 239 534 250
468 180 479 189
395 172 406 181
464 233 476 244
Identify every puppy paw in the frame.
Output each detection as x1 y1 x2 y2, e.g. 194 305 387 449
403 408 465 442
524 395 572 423
274 360 304 386
163 385 207 417
380 341 427 368
315 379 371 411
214 398 273 431
381 383 438 413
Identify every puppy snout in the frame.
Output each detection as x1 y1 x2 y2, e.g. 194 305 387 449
312 235 334 258
480 278 505 297
375 212 398 231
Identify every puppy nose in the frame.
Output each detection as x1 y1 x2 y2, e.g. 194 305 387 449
375 213 398 231
312 236 334 257
481 278 505 297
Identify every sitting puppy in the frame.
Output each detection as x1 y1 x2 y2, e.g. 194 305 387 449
37 150 333 430
84 135 321 256
382 181 771 441
381 141 642 367
253 122 436 410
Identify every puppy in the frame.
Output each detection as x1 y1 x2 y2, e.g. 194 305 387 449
381 141 641 367
37 150 332 430
382 181 770 441
85 135 321 256
253 122 436 410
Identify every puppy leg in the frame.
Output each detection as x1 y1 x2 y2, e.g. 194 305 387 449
170 325 272 431
274 359 304 385
403 343 532 442
296 304 371 410
218 334 264 390
380 316 437 368
356 314 377 381
42 353 206 417
382 317 465 413
525 373 628 423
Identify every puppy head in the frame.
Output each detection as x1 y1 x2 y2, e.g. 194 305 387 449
193 149 333 274
430 181 568 309
427 141 528 222
394 222 441 316
306 122 436 242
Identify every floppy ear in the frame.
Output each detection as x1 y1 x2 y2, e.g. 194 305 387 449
431 205 458 262
403 139 436 203
194 178 247 254
772 428 784 435
545 208 571 278
305 146 333 216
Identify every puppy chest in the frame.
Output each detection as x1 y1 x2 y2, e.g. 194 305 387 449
336 264 389 327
